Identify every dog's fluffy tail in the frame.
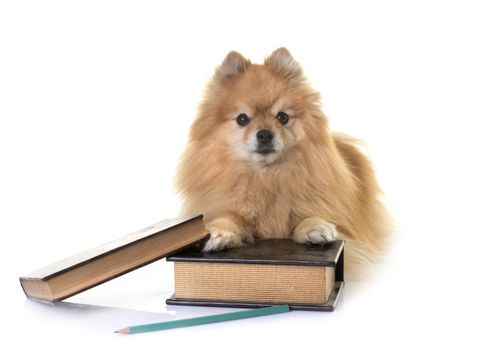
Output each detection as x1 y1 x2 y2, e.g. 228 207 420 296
333 133 393 279
339 236 380 280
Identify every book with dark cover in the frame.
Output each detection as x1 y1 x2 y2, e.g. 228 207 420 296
20 215 208 303
166 239 344 311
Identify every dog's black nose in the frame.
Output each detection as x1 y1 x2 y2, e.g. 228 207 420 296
256 129 274 144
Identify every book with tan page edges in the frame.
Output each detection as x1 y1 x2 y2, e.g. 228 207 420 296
20 215 208 303
166 239 344 311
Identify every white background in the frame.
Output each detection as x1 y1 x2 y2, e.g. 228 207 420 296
1 1 483 348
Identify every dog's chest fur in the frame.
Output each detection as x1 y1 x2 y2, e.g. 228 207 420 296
235 168 297 238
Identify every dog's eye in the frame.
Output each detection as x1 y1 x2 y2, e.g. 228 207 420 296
276 111 289 125
236 113 250 126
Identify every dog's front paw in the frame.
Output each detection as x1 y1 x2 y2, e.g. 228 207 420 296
203 229 243 252
293 217 338 244
203 217 252 252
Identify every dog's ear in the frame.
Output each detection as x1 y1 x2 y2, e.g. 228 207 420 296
216 51 251 79
265 47 302 79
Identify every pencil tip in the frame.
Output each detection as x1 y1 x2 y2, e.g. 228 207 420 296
115 327 130 334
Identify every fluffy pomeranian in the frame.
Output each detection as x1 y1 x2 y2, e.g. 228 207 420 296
176 48 390 276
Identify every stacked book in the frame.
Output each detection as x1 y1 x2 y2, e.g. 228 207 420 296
20 215 344 311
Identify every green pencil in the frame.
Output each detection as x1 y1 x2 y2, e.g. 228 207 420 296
115 304 290 334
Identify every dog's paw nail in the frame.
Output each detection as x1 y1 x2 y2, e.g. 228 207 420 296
308 230 334 243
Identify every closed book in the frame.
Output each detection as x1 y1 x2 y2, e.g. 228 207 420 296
166 239 344 311
20 215 208 303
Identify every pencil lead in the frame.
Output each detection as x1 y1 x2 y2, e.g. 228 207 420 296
115 327 130 334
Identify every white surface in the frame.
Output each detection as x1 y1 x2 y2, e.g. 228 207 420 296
1 1 483 349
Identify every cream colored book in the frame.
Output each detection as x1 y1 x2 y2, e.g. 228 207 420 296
166 239 344 311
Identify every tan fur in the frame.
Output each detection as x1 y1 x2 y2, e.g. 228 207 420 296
176 48 390 277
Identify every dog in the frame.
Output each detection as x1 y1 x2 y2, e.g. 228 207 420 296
176 48 390 276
